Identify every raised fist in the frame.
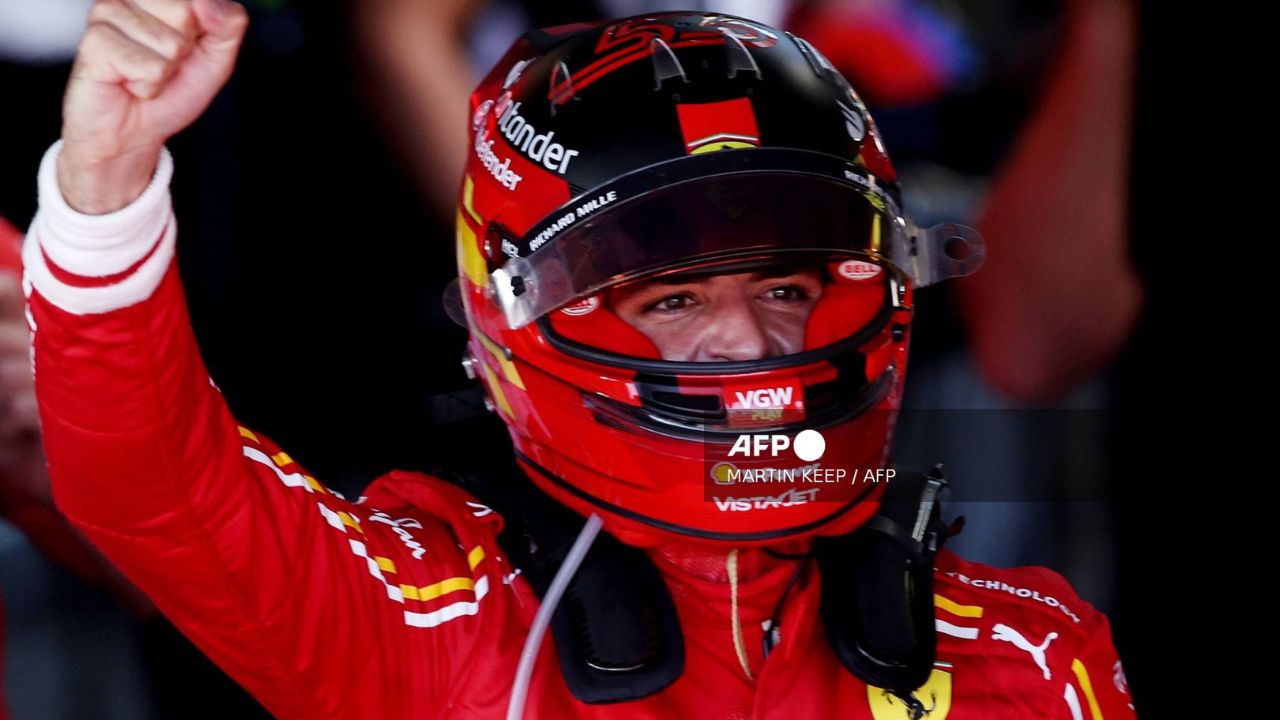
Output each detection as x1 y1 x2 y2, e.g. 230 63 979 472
58 0 248 213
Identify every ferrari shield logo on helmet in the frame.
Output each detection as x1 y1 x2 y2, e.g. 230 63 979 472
867 662 953 719
677 97 761 154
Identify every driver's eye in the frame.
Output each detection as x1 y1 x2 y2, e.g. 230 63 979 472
646 293 696 314
763 285 809 302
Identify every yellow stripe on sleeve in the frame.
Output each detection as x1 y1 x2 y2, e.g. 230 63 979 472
1072 658 1105 720
934 594 984 618
336 511 362 532
401 576 476 602
397 546 487 603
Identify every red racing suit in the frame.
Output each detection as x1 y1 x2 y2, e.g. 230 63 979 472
25 144 1137 719
5 214 147 720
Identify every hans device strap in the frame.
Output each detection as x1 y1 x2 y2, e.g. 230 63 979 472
448 457 684 704
441 440 948 703
817 465 949 694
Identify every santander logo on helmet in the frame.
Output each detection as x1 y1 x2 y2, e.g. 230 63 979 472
494 93 579 175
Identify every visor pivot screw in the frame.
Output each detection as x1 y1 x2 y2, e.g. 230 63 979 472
484 225 509 263
461 354 479 380
510 276 527 297
891 324 907 342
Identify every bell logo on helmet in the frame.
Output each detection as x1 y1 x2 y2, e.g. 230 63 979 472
836 259 882 281
560 295 601 316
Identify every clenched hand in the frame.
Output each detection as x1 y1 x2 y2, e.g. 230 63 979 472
58 0 248 214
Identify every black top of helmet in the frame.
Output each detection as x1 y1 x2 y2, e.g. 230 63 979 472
492 13 884 195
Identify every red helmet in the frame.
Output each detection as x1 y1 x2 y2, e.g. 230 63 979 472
454 13 983 547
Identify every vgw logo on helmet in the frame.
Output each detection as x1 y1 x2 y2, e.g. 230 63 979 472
724 379 806 429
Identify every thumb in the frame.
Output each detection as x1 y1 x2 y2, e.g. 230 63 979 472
192 0 250 63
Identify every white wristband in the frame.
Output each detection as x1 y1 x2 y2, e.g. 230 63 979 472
24 141 178 314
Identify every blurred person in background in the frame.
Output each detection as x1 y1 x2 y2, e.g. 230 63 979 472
27 3 1136 718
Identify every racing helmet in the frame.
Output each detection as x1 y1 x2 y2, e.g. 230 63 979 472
454 13 983 547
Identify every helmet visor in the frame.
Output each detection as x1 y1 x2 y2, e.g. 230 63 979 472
490 163 982 329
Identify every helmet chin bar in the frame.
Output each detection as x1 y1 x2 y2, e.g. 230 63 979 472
584 363 897 444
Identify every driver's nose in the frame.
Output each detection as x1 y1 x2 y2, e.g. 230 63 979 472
696 294 771 362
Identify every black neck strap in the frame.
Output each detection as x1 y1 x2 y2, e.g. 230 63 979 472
816 465 949 694
441 450 948 703
445 456 684 704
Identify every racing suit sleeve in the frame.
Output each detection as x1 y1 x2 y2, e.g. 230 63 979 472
1060 609 1138 720
24 143 494 718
